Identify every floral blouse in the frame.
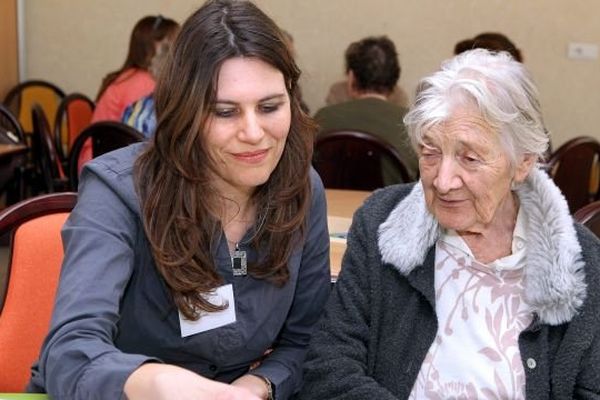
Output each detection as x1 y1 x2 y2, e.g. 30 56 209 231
409 209 532 399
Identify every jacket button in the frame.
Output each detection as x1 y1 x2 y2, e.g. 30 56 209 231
209 364 218 372
526 358 536 369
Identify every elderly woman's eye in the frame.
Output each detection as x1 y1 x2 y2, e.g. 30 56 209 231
461 154 481 164
421 148 440 158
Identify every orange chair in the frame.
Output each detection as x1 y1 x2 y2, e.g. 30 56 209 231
3 80 65 135
0 192 77 392
53 93 95 165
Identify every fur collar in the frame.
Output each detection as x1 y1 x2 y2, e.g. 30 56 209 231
378 167 586 325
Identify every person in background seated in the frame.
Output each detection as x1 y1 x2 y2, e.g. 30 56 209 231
298 49 600 399
120 20 177 139
78 15 179 168
325 79 409 109
121 93 156 138
93 15 179 123
324 37 410 109
314 36 418 182
454 31 523 62
28 1 330 399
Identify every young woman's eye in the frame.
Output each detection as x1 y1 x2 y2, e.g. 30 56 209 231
213 108 237 118
259 103 281 113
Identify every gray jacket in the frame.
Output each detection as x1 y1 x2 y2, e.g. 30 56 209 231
299 168 600 399
28 143 331 400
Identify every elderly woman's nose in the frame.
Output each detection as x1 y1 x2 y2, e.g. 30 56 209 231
239 112 264 143
433 157 462 193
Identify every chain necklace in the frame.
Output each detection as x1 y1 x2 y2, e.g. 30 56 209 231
230 206 269 277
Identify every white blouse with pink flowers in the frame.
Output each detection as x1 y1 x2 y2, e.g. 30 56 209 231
409 209 533 399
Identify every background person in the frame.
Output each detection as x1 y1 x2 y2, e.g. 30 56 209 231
78 15 179 169
92 15 179 123
314 36 418 182
28 1 330 399
298 49 600 399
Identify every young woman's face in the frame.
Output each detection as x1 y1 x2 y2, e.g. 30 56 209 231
205 57 291 197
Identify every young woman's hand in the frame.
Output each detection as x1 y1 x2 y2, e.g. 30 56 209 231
124 363 262 400
231 374 270 398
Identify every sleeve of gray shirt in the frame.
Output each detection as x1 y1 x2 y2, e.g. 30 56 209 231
249 169 332 399
27 164 160 399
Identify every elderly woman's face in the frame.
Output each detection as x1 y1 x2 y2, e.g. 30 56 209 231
419 107 529 233
204 57 291 197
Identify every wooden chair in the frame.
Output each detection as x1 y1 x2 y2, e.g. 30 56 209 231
547 136 600 213
53 93 95 165
0 192 77 392
0 103 25 144
574 200 600 238
313 130 411 191
3 80 65 135
0 105 28 204
31 105 69 193
68 121 144 190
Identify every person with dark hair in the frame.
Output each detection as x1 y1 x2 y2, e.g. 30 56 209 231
92 15 179 122
314 36 418 182
27 1 330 399
454 31 523 62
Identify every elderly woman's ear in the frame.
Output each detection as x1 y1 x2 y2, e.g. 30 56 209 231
513 153 537 184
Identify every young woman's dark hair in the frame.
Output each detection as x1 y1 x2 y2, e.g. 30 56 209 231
345 35 401 95
96 15 179 100
135 0 315 320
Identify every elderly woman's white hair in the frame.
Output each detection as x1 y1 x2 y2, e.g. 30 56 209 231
404 48 549 167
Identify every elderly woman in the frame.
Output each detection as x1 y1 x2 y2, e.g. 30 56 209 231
298 49 600 399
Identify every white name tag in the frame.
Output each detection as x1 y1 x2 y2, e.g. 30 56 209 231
178 283 236 337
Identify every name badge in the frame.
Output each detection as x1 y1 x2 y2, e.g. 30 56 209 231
178 283 236 337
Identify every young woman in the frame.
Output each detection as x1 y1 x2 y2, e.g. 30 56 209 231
28 1 330 399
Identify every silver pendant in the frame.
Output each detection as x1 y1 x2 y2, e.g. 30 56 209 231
231 249 247 276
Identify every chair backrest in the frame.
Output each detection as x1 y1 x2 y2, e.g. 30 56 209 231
547 136 600 213
31 104 67 193
4 80 65 134
68 121 144 190
0 103 25 144
573 200 600 238
0 192 77 392
53 93 95 162
313 130 411 190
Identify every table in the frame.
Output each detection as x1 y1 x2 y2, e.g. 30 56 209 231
0 395 48 400
325 189 371 280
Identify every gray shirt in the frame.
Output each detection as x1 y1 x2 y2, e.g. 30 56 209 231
28 143 331 399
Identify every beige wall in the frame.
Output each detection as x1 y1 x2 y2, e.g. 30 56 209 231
24 0 600 147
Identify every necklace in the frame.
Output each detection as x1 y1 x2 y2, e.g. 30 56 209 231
230 207 269 277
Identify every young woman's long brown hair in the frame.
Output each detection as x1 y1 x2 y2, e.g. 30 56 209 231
135 0 315 320
96 15 179 100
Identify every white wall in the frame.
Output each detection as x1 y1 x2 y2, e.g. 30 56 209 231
24 0 600 147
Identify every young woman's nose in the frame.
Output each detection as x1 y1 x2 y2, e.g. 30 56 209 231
238 111 264 143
